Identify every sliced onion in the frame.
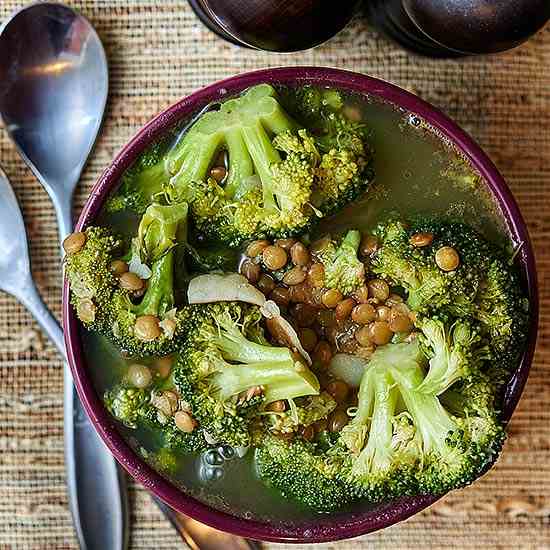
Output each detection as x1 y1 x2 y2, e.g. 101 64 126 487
329 353 368 388
187 273 266 306
266 315 312 366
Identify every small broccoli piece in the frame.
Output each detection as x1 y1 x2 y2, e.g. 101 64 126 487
315 230 365 294
65 201 190 357
337 341 505 500
174 302 320 447
104 379 206 455
106 139 172 214
255 434 350 512
265 392 337 434
104 385 150 428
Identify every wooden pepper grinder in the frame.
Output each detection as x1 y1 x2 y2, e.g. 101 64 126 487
364 0 550 56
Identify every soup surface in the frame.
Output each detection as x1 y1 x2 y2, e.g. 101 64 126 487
82 85 510 523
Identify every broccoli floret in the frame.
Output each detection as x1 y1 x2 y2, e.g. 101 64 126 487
255 434 350 512
104 379 206 455
160 84 372 246
371 218 530 360
337 341 505 499
315 230 365 294
174 302 320 447
417 317 490 395
106 139 172 214
65 201 190 356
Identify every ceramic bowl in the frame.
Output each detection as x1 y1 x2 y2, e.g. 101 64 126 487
63 67 538 543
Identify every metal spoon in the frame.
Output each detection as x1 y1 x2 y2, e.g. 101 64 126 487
0 5 127 549
0 166 128 549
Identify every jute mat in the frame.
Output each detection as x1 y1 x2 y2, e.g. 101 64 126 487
0 1 549 548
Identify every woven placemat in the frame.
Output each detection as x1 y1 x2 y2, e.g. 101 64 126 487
0 1 549 548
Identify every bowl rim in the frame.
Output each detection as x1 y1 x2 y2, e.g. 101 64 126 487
63 66 539 543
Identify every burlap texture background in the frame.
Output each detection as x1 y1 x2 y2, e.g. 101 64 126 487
0 1 548 548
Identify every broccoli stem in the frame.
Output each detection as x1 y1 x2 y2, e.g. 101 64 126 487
132 252 174 317
214 320 294 363
213 360 319 404
352 371 398 476
223 126 254 199
240 120 282 214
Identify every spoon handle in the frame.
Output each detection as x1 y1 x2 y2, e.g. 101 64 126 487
18 277 129 550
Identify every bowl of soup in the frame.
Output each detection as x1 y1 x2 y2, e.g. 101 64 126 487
63 67 538 543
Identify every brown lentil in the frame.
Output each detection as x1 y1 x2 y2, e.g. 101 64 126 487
368 321 393 345
316 309 335 328
351 303 377 324
326 380 350 404
127 364 152 389
262 245 287 270
353 285 370 304
77 299 96 323
313 341 332 365
246 239 270 258
209 165 227 182
153 355 173 378
310 235 331 255
240 259 261 283
134 315 161 342
335 298 355 321
435 246 460 271
291 303 317 327
410 232 434 247
322 289 343 309
376 305 391 322
360 234 379 257
257 273 276 295
266 400 287 413
164 391 180 414
119 271 144 292
283 265 307 286
63 231 86 255
299 328 318 352
174 411 196 433
110 260 129 276
289 242 310 266
274 238 296 250
269 286 291 307
368 279 390 301
389 313 413 333
386 293 404 305
307 263 325 288
355 326 372 347
313 418 328 434
301 425 315 442
289 283 311 303
328 409 349 432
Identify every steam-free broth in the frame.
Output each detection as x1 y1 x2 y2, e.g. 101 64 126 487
82 86 509 523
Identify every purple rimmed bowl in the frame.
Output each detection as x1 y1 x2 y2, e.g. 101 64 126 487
63 67 538 543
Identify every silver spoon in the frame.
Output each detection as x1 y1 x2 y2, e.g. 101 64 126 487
0 166 128 549
0 5 257 549
0 4 127 549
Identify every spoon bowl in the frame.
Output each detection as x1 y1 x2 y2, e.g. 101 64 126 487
0 2 108 235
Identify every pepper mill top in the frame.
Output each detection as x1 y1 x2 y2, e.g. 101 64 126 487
188 0 359 52
366 0 550 56
404 0 550 54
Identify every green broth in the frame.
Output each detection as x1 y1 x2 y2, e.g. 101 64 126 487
82 86 508 523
